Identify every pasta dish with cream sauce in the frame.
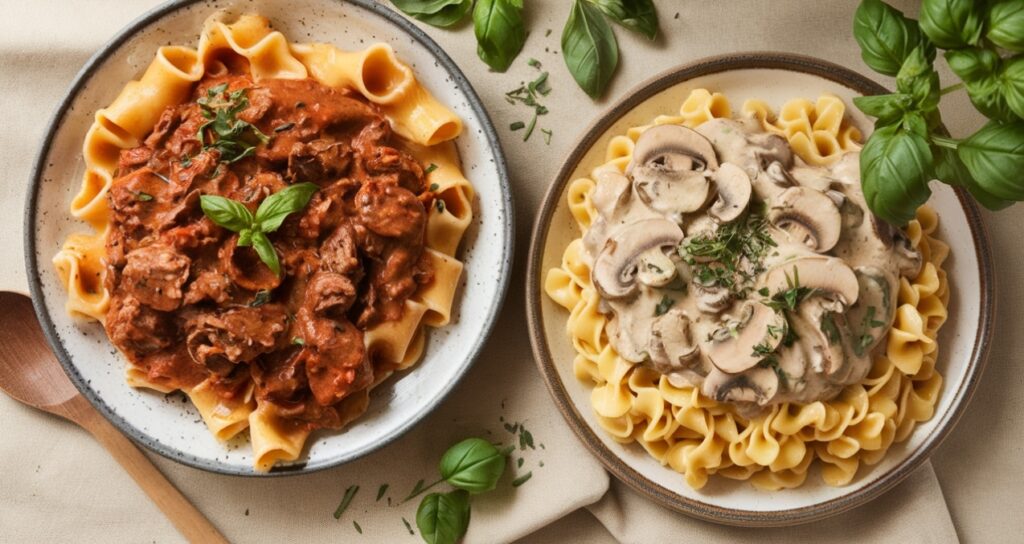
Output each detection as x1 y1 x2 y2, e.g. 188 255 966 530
546 90 949 489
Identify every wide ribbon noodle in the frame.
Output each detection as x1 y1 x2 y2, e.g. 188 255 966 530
53 14 474 470
545 89 948 489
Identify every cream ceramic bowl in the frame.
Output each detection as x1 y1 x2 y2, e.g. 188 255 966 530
526 53 994 526
25 0 512 475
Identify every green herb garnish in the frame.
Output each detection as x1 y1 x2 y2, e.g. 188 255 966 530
435 200 446 213
429 182 440 192
681 213 776 296
424 163 439 175
416 491 471 544
654 295 675 316
200 182 318 276
541 128 552 144
250 289 270 307
402 517 415 535
333 485 359 520
195 84 270 164
511 471 533 487
510 121 526 131
292 337 305 346
273 122 295 133
376 484 389 502
136 191 154 202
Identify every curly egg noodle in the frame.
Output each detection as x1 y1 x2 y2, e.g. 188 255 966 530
53 15 474 470
544 89 949 490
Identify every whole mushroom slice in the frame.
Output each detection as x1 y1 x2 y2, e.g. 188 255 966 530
701 302 787 374
702 366 780 406
693 277 732 314
636 247 678 287
709 163 753 223
647 309 700 374
869 215 923 278
762 256 860 307
627 124 720 175
592 218 684 300
768 186 843 252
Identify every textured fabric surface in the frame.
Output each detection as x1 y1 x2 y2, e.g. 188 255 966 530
0 0 1016 542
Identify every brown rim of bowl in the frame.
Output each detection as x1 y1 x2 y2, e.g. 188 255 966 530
525 51 995 527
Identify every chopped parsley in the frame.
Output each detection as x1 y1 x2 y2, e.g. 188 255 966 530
510 121 526 131
291 337 305 346
435 200 446 213
402 517 415 535
273 122 295 132
423 163 439 175
506 62 551 142
429 182 440 192
353 521 362 534
135 191 154 202
511 471 533 487
680 213 776 297
195 83 270 164
376 484 388 502
180 154 193 167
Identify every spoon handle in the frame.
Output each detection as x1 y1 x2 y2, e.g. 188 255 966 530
65 395 231 544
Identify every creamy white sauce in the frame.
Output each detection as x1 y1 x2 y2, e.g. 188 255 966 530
584 118 923 414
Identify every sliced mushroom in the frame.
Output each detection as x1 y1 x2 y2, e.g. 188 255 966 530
768 187 843 252
870 216 923 278
702 366 780 406
762 256 860 307
765 161 797 187
702 302 786 374
636 247 678 287
627 124 719 175
789 166 835 192
832 190 865 229
647 310 700 374
753 133 793 170
591 169 631 217
592 219 684 300
634 170 711 217
709 163 752 223
693 275 732 314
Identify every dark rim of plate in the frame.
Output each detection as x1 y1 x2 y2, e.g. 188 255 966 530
525 52 995 527
24 0 514 477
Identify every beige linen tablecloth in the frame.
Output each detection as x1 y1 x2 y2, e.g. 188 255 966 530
1 1 1019 542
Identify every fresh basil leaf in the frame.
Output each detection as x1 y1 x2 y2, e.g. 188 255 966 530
250 231 282 276
416 491 470 544
588 0 658 40
919 0 984 49
391 0 472 28
958 121 1024 201
853 93 915 125
900 111 930 138
940 144 1017 210
200 195 254 232
945 47 1000 83
987 0 1024 53
861 124 934 225
562 0 619 98
895 46 939 112
853 0 931 76
1003 56 1024 120
254 182 319 233
238 228 254 247
438 438 507 494
473 0 526 72
966 77 1016 122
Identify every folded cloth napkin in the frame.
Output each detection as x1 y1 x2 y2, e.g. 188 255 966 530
2 0 1010 543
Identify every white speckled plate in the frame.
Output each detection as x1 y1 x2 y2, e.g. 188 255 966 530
526 53 994 526
26 0 512 476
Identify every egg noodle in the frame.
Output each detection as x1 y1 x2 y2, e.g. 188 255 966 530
544 89 948 489
53 14 474 470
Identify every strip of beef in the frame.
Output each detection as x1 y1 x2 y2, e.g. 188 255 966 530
120 244 191 312
296 306 372 406
353 181 428 325
105 293 173 356
185 305 288 376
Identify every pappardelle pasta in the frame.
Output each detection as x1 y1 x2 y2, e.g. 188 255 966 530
545 89 948 489
53 14 474 471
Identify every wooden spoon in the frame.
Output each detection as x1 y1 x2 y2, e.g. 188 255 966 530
0 291 229 544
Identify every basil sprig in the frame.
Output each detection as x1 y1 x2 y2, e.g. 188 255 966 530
852 0 1024 223
415 491 470 544
390 0 658 98
199 182 319 276
391 0 472 27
